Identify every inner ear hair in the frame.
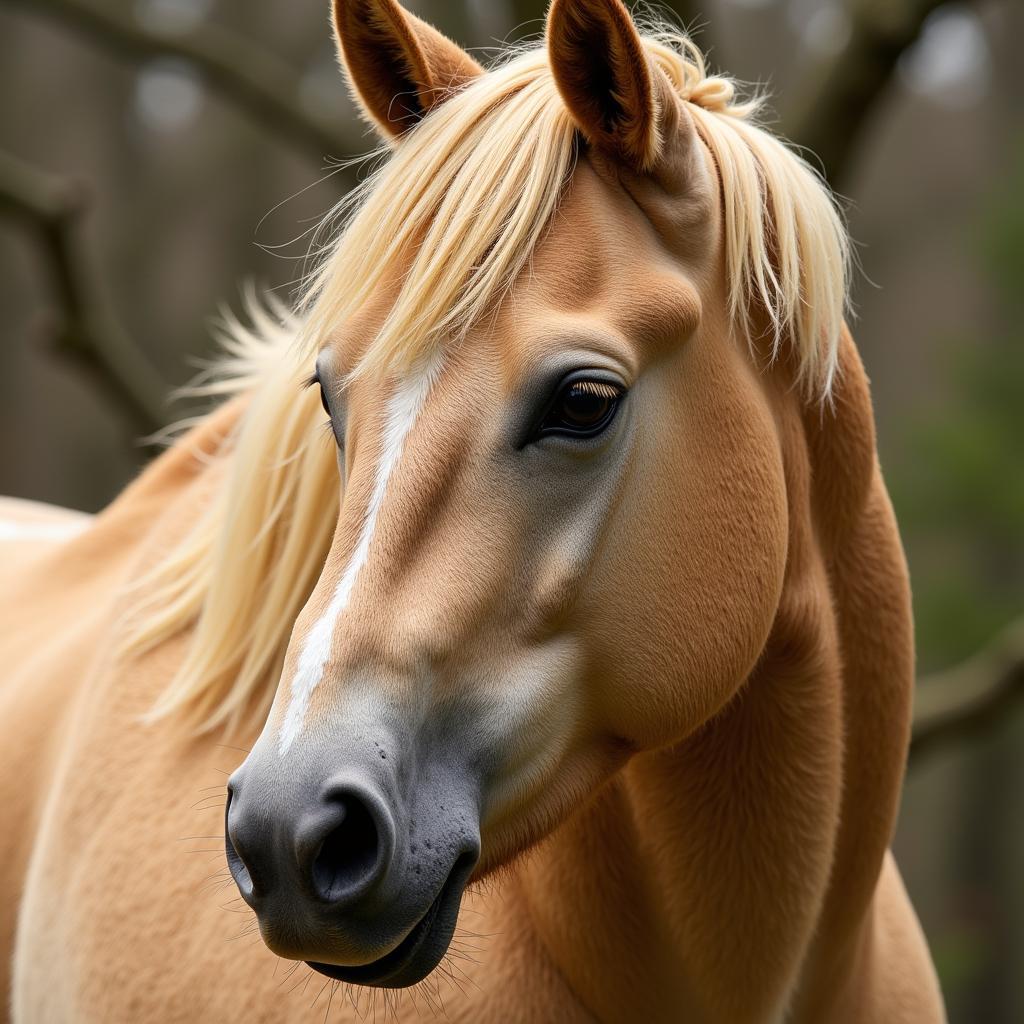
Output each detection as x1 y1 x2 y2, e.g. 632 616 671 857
334 0 482 137
335 0 432 130
562 14 642 131
547 0 660 170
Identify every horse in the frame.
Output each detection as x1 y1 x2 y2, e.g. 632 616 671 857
0 0 946 1020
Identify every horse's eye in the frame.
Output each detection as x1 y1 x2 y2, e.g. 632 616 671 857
318 382 332 418
536 377 624 440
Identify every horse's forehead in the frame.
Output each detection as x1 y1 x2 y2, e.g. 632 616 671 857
317 275 402 379
532 159 665 293
498 161 703 372
320 156 702 392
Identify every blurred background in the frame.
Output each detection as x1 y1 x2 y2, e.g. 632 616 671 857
0 0 1020 1018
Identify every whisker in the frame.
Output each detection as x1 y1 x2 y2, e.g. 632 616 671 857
310 977 331 1009
190 799 226 812
277 959 301 987
323 980 339 1024
285 966 313 996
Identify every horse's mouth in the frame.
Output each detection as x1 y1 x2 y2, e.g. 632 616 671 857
306 852 475 989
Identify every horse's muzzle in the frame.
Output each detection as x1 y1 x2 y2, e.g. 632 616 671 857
224 732 480 987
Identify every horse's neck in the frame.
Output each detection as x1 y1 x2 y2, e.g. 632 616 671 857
513 333 914 1023
514 632 846 1022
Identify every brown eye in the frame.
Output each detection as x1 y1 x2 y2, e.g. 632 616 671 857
536 377 624 440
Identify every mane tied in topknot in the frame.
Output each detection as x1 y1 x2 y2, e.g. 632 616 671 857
646 35 756 116
122 21 850 736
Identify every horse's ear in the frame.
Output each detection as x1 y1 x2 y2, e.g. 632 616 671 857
547 0 663 171
333 0 483 138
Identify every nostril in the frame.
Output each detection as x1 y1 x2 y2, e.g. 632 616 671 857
226 833 255 899
310 792 381 903
224 785 255 901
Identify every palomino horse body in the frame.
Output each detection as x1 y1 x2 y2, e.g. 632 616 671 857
2 1 945 1020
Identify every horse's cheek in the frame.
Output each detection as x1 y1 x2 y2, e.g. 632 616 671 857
582 353 788 749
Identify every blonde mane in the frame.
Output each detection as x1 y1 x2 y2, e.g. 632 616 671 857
124 28 850 735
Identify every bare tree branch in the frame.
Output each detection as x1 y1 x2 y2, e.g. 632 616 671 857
6 0 360 166
784 0 952 188
0 149 167 434
910 619 1024 764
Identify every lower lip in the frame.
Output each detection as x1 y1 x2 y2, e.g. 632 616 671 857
306 856 469 989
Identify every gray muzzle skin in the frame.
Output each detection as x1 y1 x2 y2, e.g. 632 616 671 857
225 713 481 988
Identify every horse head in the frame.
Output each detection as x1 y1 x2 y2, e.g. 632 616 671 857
225 0 849 988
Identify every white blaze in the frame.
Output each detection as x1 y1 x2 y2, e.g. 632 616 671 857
278 358 440 755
